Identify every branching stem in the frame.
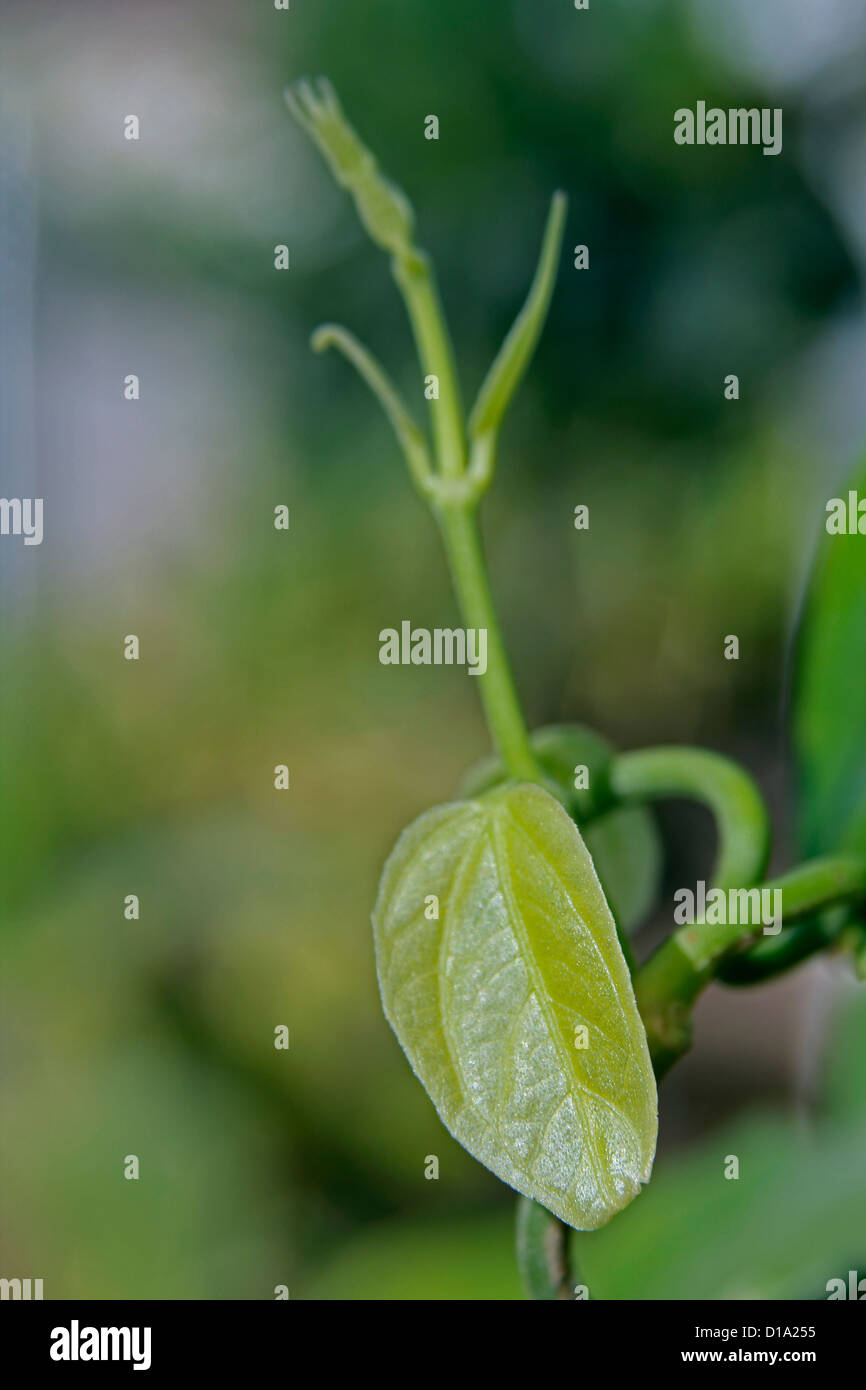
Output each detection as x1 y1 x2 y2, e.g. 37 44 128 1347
287 79 567 783
634 852 866 1074
288 81 866 1299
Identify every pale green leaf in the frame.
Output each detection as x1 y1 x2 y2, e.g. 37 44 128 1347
468 191 567 444
372 782 658 1230
459 723 663 932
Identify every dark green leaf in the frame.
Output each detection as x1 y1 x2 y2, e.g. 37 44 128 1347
794 453 866 858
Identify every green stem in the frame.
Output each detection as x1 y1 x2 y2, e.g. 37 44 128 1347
609 747 866 1073
393 253 466 476
685 854 866 967
286 84 562 786
635 855 866 1075
386 205 542 782
610 747 771 892
716 909 848 985
515 1197 574 1300
311 323 436 499
436 502 538 781
391 226 541 783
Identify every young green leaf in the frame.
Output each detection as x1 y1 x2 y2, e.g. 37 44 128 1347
468 192 567 446
459 723 663 933
373 782 658 1230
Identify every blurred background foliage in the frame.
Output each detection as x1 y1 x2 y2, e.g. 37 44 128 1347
1 0 865 1298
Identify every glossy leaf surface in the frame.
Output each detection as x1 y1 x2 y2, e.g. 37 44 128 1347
459 724 662 932
373 782 657 1230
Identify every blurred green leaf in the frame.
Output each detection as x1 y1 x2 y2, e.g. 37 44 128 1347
794 453 866 859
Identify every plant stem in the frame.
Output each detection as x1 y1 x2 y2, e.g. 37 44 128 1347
610 747 771 892
436 501 539 781
716 909 847 985
635 854 866 1075
515 1197 575 1300
608 746 772 1072
287 84 561 785
385 205 540 782
608 751 866 1069
682 854 866 968
393 254 466 476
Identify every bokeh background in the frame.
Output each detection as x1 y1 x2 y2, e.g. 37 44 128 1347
2 0 866 1299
